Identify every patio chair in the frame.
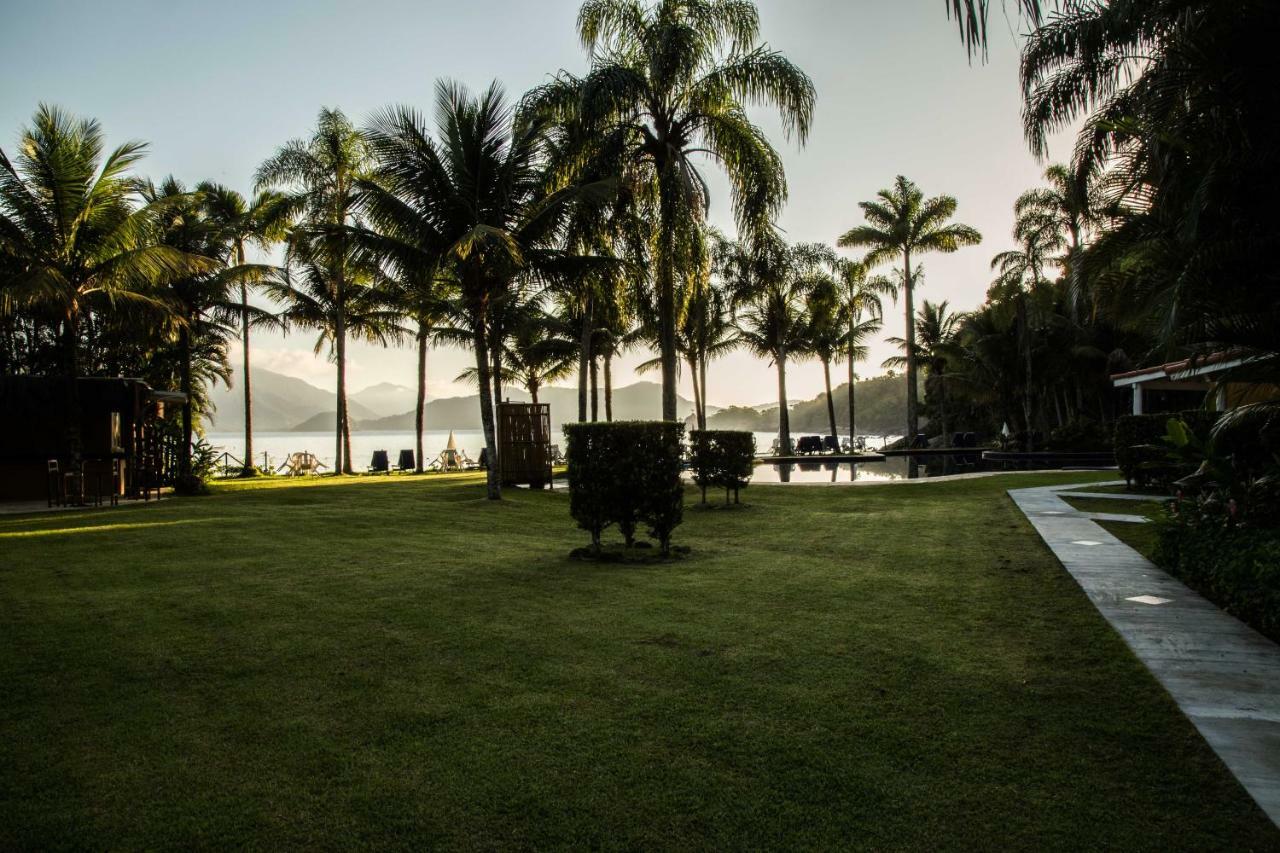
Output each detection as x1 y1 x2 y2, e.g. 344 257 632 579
395 449 415 473
368 450 390 474
430 447 469 472
277 451 326 476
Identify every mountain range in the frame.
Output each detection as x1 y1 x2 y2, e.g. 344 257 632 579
204 368 704 434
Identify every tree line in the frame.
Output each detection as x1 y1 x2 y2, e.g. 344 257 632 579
3 0 1275 499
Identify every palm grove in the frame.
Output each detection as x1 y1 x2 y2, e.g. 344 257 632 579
2 0 1277 501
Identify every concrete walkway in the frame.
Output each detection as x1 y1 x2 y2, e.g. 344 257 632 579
1009 481 1280 826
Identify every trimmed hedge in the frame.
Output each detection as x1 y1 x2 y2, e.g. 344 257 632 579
1114 410 1220 487
1156 511 1280 643
689 430 755 505
564 421 685 555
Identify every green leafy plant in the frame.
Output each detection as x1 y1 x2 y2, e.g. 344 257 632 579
564 421 685 556
689 430 755 505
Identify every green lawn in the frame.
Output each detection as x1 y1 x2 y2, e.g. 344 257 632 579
2 472 1275 849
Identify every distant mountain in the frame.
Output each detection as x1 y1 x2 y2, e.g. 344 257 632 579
705 375 907 436
356 380 698 435
349 381 418 418
207 371 710 435
203 368 377 433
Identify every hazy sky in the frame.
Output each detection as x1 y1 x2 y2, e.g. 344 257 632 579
1 0 1070 406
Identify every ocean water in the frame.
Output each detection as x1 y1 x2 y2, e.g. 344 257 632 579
206 430 906 480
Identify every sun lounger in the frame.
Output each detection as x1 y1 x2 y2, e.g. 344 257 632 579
368 450 390 474
395 449 415 472
277 451 326 476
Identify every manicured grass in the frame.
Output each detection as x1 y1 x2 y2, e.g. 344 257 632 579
1 472 1275 849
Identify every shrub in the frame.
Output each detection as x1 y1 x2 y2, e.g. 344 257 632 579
689 430 755 504
564 421 686 556
1156 500 1280 642
1114 410 1220 487
1047 418 1110 452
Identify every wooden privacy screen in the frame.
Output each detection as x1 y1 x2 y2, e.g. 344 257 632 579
497 402 553 488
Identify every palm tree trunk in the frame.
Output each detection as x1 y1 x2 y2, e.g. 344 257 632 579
334 305 346 474
530 381 539 407
491 336 504 406
699 356 709 431
604 351 613 422
903 248 918 442
776 346 791 456
589 355 599 421
657 192 678 422
415 323 428 473
577 301 591 422
472 319 501 500
179 325 193 480
1016 292 1034 451
687 354 702 432
822 357 837 442
847 353 857 440
240 282 256 476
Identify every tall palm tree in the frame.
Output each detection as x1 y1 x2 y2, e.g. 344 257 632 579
725 233 823 455
143 177 279 485
990 206 1064 447
1013 164 1096 315
801 274 846 443
839 176 981 442
528 0 815 422
885 300 962 443
363 82 586 499
256 108 373 474
197 183 287 475
0 105 207 381
837 258 888 440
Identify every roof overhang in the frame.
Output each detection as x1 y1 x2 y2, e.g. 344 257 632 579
1111 354 1244 388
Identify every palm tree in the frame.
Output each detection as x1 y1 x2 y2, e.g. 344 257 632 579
990 204 1065 447
256 108 374 474
1013 164 1096 315
885 300 962 444
725 233 824 456
839 176 981 443
838 258 888 440
143 177 280 485
197 183 287 475
528 0 815 422
265 237 403 464
363 82 585 499
801 275 845 443
494 308 577 406
0 105 207 381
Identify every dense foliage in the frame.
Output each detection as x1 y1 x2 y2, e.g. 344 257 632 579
1157 503 1280 644
689 430 754 504
564 421 685 555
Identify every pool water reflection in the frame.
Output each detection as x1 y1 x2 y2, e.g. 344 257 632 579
747 454 991 483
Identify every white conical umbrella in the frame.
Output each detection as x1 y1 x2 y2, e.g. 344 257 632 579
446 430 457 451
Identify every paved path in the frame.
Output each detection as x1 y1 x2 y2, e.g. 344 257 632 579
1009 481 1280 826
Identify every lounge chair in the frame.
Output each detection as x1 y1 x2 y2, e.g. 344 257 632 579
277 451 326 476
797 435 823 455
822 435 840 453
368 449 390 474
395 449 415 473
430 447 472 472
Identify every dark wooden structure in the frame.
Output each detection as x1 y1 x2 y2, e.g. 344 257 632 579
0 377 183 502
497 401 553 488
